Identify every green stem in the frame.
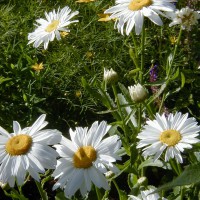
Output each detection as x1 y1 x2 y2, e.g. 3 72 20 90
112 84 128 138
137 104 142 132
131 33 139 69
167 27 183 78
139 25 145 84
158 93 166 114
143 102 154 119
35 180 48 200
113 179 124 200
159 27 163 62
95 186 103 200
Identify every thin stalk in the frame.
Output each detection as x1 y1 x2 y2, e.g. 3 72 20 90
167 27 183 78
95 186 103 200
35 180 48 200
143 102 154 119
112 84 128 138
113 179 123 200
158 93 166 114
159 27 163 62
131 32 139 69
139 25 145 84
137 104 142 132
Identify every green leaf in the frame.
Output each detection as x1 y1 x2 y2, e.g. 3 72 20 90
180 72 185 88
128 173 138 189
138 158 170 170
170 68 179 81
156 163 200 192
118 82 132 103
0 76 12 84
55 191 67 200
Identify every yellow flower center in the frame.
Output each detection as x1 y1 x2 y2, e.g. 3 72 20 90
160 130 182 146
45 20 59 32
6 134 32 156
128 0 152 11
73 146 97 168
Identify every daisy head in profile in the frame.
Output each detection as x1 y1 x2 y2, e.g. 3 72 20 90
104 0 177 35
28 6 79 49
52 121 122 198
167 6 200 30
128 185 167 200
137 112 200 163
0 114 62 187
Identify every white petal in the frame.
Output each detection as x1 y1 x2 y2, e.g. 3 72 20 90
13 121 21 135
89 166 109 190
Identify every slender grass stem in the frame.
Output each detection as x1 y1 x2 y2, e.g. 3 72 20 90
112 84 128 138
95 186 103 200
167 27 183 78
143 102 154 119
35 180 48 200
139 25 145 84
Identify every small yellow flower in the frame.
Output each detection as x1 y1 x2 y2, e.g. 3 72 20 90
76 0 94 3
32 63 44 72
169 36 177 45
85 51 93 59
60 31 69 38
98 13 117 22
75 90 82 98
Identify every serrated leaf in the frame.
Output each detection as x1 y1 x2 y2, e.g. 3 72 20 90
155 163 200 192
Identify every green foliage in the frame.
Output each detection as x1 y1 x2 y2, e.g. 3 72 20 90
0 0 200 199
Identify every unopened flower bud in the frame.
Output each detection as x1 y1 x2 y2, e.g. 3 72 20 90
105 170 115 178
104 68 118 84
128 83 148 103
0 180 7 189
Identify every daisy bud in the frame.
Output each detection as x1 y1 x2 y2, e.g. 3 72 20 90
104 68 118 84
128 83 148 103
0 181 7 189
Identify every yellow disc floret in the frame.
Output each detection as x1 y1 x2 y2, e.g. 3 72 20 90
45 20 59 32
160 130 182 146
73 146 97 168
128 0 152 11
6 134 32 156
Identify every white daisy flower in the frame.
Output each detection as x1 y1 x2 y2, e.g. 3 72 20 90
137 112 200 163
104 0 177 35
167 7 200 30
0 114 62 187
128 186 167 200
52 121 122 198
28 6 79 49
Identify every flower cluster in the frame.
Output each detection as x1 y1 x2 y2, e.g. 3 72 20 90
0 115 121 198
2 2 199 199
